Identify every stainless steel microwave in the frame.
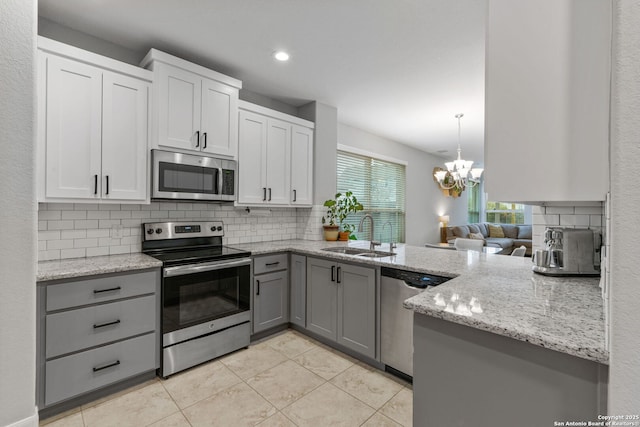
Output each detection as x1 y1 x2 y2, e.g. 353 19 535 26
151 150 236 202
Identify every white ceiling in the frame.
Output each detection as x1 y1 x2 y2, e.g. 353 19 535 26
39 0 487 165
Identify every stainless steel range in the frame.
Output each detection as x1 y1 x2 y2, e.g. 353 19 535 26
142 221 251 377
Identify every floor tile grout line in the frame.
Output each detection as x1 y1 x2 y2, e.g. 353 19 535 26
168 366 245 414
328 368 405 412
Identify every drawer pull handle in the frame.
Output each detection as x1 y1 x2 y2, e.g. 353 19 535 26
256 279 260 295
337 266 342 284
93 360 120 372
93 319 121 329
331 266 335 282
93 286 121 294
265 262 280 266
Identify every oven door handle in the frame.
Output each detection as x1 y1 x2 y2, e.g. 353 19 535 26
163 258 252 277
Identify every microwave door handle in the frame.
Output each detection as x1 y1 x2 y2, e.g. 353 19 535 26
218 168 223 195
164 258 252 277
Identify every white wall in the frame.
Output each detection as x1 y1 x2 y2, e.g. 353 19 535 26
609 0 640 413
0 1 38 426
337 123 467 246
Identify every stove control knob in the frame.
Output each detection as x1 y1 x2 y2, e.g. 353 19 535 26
217 226 223 231
210 226 216 232
155 228 163 234
147 228 154 235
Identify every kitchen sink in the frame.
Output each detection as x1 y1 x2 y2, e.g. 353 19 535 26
322 247 395 258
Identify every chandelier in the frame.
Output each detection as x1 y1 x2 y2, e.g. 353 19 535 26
433 113 483 194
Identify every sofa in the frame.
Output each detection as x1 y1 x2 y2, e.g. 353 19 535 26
442 223 533 256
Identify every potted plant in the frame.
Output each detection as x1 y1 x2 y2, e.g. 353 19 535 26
322 191 364 241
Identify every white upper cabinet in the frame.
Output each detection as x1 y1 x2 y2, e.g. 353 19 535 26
237 101 314 207
290 125 314 206
142 49 241 159
38 37 152 203
484 0 611 203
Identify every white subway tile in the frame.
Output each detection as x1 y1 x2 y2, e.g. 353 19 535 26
47 203 74 210
61 230 86 239
531 206 546 214
39 250 60 261
74 220 99 229
590 215 603 227
60 248 86 259
130 228 141 237
169 211 186 218
74 238 98 248
120 236 139 245
99 203 121 211
87 211 110 220
76 203 99 211
130 243 142 253
119 204 141 211
109 245 131 255
39 230 60 241
532 214 560 226
86 229 110 238
98 219 120 229
150 211 168 219
560 215 590 227
159 202 177 211
38 221 47 231
86 247 109 257
38 240 47 251
110 210 132 219
545 206 575 214
177 203 194 210
99 237 120 246
48 220 75 230
121 219 143 228
574 206 604 215
38 203 48 211
131 211 151 219
141 203 160 211
61 210 87 220
47 239 74 250
39 210 61 220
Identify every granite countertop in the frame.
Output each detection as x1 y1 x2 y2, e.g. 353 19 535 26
37 253 162 282
36 239 607 364
232 239 608 365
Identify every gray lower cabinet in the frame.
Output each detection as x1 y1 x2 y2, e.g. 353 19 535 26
306 257 376 359
290 254 306 327
37 269 160 409
253 254 289 334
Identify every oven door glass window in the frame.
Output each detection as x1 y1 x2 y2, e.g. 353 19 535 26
162 264 250 333
159 162 218 195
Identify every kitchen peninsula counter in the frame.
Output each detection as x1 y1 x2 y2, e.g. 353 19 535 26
233 239 608 365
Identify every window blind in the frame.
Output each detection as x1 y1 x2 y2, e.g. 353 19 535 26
336 150 406 243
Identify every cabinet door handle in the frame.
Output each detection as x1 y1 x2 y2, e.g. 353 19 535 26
105 175 109 195
263 188 267 201
337 266 342 284
93 286 121 294
93 319 121 329
293 189 297 202
268 188 272 201
94 174 98 195
203 132 207 149
265 262 280 267
93 360 120 372
195 130 200 148
331 265 335 282
256 279 260 295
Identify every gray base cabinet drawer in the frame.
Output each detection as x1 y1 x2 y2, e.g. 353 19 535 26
47 270 157 311
254 253 288 275
46 295 157 358
45 333 156 406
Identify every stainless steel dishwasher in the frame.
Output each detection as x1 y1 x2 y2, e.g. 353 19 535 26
381 267 451 378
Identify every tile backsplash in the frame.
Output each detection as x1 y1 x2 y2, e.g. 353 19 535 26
531 203 605 250
38 202 310 261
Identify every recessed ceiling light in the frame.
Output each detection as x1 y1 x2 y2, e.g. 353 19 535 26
273 51 290 62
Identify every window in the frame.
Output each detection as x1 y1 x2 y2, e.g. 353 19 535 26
485 201 526 224
467 184 481 223
336 150 406 243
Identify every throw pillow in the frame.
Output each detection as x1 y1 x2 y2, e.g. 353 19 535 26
452 225 470 238
468 232 485 241
488 224 505 238
501 224 519 239
517 225 532 239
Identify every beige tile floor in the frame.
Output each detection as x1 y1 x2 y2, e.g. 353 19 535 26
41 329 413 427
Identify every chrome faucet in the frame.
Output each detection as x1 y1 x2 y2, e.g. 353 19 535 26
382 221 396 251
358 214 381 251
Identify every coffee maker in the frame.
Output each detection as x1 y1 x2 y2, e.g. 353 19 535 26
532 227 601 276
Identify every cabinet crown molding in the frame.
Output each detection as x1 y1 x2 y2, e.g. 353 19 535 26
239 100 315 129
38 36 152 82
140 48 242 89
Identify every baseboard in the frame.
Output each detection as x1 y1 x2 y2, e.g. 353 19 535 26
6 410 38 427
